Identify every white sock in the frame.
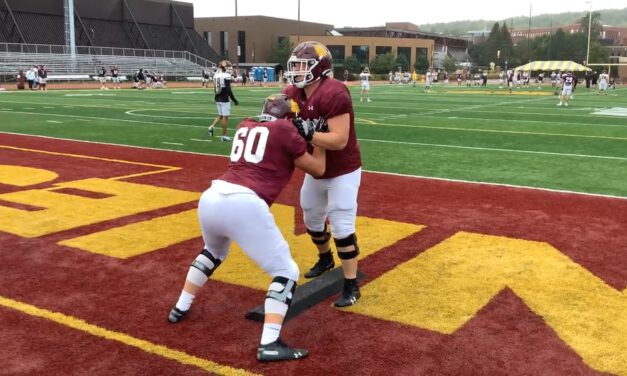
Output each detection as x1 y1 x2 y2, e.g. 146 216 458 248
175 290 195 311
260 323 281 345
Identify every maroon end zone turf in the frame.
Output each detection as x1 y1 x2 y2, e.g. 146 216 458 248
0 133 624 375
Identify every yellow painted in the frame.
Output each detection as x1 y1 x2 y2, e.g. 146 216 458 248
0 178 198 238
355 117 378 125
0 295 258 376
212 204 424 290
60 209 200 259
346 232 627 376
0 165 58 186
0 145 180 181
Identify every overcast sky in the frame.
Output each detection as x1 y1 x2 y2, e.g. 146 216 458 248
178 0 626 28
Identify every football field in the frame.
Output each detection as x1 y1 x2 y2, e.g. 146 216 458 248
0 83 626 375
1 82 626 197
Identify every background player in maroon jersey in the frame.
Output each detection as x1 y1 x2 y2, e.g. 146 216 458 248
284 41 363 307
168 94 325 362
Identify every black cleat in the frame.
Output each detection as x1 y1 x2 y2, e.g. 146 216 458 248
208 126 214 137
304 253 335 278
257 338 308 362
334 280 361 307
168 306 188 323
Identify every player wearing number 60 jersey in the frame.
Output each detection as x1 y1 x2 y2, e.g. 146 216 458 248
168 94 325 362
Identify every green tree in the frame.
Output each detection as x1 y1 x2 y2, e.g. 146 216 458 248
442 56 457 73
395 54 410 72
268 38 294 66
414 55 430 72
343 55 362 74
369 53 396 74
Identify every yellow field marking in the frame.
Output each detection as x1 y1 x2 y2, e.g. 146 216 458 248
213 205 424 290
0 145 180 181
0 295 259 376
355 117 377 125
0 165 58 186
0 178 198 238
347 232 627 375
60 209 199 259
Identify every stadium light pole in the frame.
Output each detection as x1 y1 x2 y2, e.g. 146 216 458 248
585 1 592 65
297 0 301 42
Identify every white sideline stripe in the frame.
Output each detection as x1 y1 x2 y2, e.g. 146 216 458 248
162 142 183 146
2 132 626 201
190 138 213 142
46 120 62 124
0 110 203 129
357 121 627 141
358 138 627 161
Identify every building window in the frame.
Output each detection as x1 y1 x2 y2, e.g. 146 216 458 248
327 45 345 64
397 47 411 62
238 30 246 63
220 31 229 59
203 31 212 46
376 46 391 55
352 45 369 64
416 47 428 58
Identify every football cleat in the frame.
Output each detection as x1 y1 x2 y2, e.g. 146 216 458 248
304 254 334 278
168 306 188 323
208 126 214 137
257 338 308 362
220 135 231 142
334 280 360 307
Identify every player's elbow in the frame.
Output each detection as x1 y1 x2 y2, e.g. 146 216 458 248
310 163 326 178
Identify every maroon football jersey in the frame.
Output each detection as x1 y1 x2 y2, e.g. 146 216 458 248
219 118 307 206
284 78 361 179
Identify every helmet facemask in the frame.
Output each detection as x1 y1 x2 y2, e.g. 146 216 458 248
286 57 320 88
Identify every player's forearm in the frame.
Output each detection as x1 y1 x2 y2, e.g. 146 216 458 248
312 131 348 150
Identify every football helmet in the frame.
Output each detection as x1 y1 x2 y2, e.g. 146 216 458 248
260 93 300 122
218 60 233 74
363 67 370 74
285 41 332 88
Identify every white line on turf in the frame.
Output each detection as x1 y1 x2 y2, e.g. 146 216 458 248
190 138 213 142
162 142 184 146
46 120 62 124
4 132 625 200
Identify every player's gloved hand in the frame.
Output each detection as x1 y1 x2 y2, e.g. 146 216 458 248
233 99 239 105
314 116 329 132
293 118 315 142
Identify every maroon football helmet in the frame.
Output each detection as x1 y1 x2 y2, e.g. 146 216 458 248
285 41 332 88
260 93 300 122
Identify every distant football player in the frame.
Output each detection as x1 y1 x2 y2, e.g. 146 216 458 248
598 70 609 95
97 66 107 90
110 66 120 90
168 94 326 362
359 67 371 102
558 71 575 107
284 41 363 307
208 60 239 141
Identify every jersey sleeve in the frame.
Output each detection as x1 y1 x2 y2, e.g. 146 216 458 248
321 84 352 119
281 120 307 159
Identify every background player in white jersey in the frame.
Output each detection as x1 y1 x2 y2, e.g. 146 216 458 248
424 69 432 93
359 67 371 102
558 71 575 106
168 94 326 362
209 60 239 142
598 70 610 95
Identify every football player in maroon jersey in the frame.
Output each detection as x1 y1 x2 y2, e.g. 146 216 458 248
284 41 363 307
168 94 325 362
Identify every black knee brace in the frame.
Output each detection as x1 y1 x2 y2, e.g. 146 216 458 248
307 223 331 245
266 276 297 306
191 249 222 277
334 234 360 260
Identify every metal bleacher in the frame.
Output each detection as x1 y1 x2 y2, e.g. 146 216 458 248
0 43 215 78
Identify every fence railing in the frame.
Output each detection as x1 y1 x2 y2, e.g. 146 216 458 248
0 43 216 68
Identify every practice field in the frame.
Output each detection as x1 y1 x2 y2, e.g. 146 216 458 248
0 83 626 197
0 83 626 375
